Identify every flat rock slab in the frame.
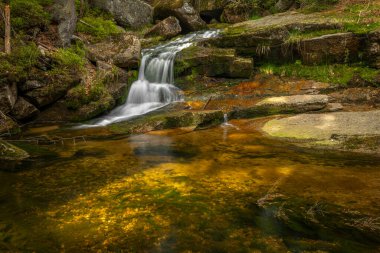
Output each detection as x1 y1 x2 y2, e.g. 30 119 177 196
262 110 380 154
231 95 329 119
263 110 380 140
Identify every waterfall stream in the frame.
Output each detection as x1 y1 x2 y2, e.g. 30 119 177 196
90 30 220 126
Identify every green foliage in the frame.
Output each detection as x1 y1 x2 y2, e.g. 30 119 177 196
51 44 86 72
76 7 123 39
259 61 379 86
0 43 41 83
10 0 51 32
77 16 123 39
66 81 106 110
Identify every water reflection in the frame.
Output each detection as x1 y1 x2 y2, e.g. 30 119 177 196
1 120 380 252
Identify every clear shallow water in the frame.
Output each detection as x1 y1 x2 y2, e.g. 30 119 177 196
1 120 380 252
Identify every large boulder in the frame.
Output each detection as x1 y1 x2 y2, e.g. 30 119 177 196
299 33 360 65
154 1 207 32
10 97 40 122
221 2 252 24
89 0 153 29
366 29 380 69
87 34 141 69
0 83 17 114
24 73 80 109
190 0 228 22
18 80 46 93
53 0 77 47
145 16 182 39
175 46 253 79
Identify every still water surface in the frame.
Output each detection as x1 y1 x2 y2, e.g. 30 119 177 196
1 120 380 252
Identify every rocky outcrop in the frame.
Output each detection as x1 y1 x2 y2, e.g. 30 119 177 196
0 83 17 114
24 73 80 109
87 34 141 69
366 29 380 69
89 0 153 29
10 97 39 122
154 1 207 32
231 95 329 118
175 46 253 79
299 33 359 65
53 0 77 47
209 12 342 61
145 16 182 39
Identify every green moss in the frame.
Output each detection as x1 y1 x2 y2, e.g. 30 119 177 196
0 43 41 83
77 17 123 39
259 62 379 86
66 79 106 110
50 44 86 72
10 0 51 32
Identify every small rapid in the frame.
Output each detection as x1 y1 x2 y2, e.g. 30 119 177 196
90 30 220 127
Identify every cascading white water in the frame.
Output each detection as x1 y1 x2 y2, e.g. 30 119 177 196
90 30 220 127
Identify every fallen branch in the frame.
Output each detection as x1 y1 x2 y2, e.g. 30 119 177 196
203 96 212 110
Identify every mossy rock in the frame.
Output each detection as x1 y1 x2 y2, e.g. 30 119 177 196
0 141 29 171
109 109 224 135
175 46 253 79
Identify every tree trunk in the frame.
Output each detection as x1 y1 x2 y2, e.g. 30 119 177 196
4 3 11 54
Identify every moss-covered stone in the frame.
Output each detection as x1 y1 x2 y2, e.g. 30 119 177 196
175 46 253 80
0 140 29 171
109 109 224 135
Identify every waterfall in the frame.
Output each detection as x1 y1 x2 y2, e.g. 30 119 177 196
90 30 220 126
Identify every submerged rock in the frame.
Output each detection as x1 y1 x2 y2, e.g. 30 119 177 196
231 95 329 119
145 16 182 39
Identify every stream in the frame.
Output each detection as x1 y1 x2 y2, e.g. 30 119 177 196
1 121 380 252
1 30 380 252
